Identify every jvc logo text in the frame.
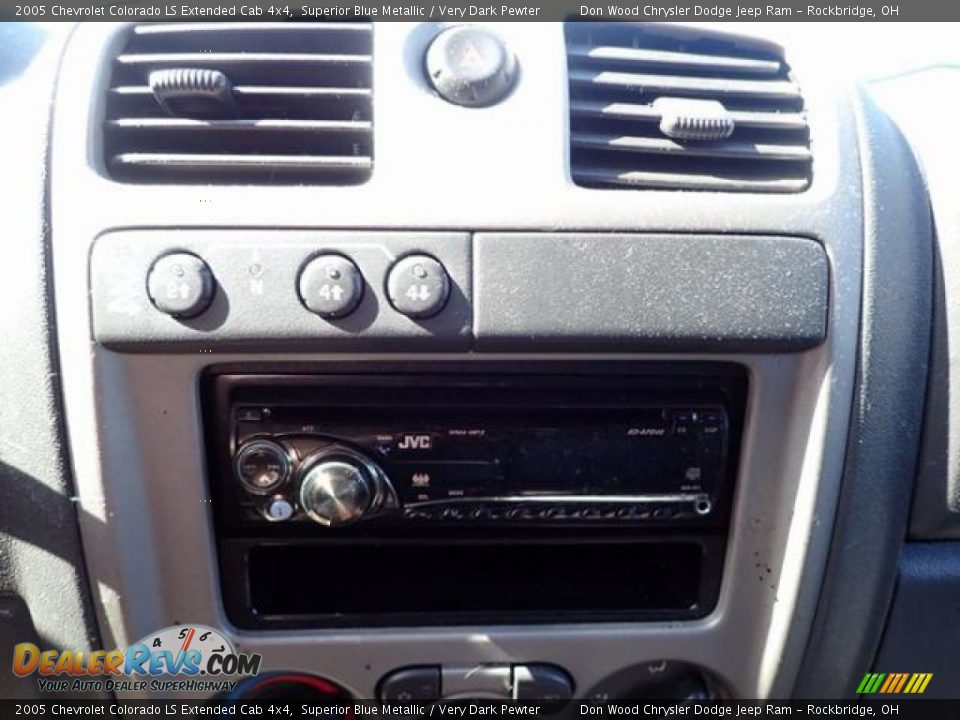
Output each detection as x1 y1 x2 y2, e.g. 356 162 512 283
398 435 432 450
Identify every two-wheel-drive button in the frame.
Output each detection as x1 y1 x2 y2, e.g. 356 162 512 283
387 254 451 319
298 254 364 318
146 252 215 318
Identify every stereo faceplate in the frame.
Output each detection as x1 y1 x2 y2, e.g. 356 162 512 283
231 402 727 528
214 375 732 532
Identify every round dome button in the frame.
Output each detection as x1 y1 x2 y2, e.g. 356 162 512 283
425 25 518 107
387 255 451 319
298 254 364 319
146 252 215 319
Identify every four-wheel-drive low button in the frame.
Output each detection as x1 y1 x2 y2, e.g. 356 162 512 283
386 254 451 319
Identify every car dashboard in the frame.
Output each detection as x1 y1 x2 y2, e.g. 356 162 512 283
0 19 956 702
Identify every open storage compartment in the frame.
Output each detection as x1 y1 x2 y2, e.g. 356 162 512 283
221 536 723 629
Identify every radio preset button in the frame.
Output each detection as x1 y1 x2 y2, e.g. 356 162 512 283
469 505 490 520
235 440 291 495
387 254 451 319
441 507 466 521
298 254 364 319
509 505 536 521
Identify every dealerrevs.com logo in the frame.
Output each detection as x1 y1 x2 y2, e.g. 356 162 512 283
12 625 262 694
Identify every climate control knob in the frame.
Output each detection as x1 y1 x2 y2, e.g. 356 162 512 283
298 447 385 527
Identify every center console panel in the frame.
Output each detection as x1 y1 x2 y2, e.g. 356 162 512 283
204 366 745 629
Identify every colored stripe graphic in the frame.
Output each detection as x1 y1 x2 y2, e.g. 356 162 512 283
857 672 932 694
906 673 932 693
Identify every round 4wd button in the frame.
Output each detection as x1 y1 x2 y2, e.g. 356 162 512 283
146 252 215 319
386 254 451 319
298 254 364 319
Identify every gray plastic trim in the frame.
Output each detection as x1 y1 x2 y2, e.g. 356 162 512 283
92 230 827 353
474 233 827 352
0 22 104 700
51 23 865 700
792 88 933 698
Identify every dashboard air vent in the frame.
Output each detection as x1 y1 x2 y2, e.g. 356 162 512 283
565 23 811 193
104 22 373 184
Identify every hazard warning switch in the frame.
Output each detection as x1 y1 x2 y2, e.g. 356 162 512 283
424 25 519 108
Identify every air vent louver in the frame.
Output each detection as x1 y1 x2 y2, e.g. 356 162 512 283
566 24 811 193
104 22 373 184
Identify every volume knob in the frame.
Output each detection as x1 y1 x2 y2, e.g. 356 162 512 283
298 448 380 527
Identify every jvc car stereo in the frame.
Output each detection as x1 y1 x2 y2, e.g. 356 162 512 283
207 373 737 532
204 369 744 628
